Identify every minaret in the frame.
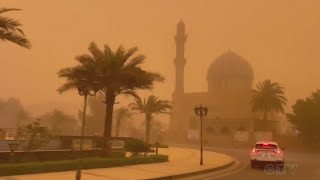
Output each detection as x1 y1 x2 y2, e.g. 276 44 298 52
174 20 187 95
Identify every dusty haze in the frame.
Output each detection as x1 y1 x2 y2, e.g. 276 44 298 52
1 0 320 116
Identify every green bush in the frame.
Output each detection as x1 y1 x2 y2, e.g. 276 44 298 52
0 149 126 163
124 138 152 156
0 155 168 177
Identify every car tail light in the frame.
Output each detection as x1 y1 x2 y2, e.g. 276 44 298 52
252 149 257 153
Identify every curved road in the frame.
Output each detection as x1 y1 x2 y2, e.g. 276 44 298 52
173 144 320 180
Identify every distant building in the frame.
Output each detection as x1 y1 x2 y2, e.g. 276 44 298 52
170 21 265 141
0 98 25 129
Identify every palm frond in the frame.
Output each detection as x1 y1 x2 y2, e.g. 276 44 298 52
88 42 104 60
122 46 138 63
103 44 114 64
121 89 139 99
57 81 78 94
0 16 22 30
0 8 21 14
0 30 31 48
123 55 145 69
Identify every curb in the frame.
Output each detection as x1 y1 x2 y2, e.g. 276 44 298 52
145 158 235 180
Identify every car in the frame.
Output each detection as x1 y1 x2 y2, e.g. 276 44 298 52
250 141 284 168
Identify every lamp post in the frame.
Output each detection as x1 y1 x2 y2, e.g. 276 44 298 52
155 141 160 155
76 79 100 180
194 105 208 165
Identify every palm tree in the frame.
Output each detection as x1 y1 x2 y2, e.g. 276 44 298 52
57 42 164 148
129 95 171 143
0 8 31 48
251 79 287 131
114 107 133 137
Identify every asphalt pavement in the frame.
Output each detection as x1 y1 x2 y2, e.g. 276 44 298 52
173 143 320 180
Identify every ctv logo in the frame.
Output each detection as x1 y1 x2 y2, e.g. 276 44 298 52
264 164 298 175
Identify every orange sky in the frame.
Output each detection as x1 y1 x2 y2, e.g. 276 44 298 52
1 0 320 116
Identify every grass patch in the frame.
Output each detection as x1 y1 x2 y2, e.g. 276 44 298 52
0 155 168 177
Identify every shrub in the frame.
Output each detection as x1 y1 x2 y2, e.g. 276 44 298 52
0 155 168 176
16 121 51 151
0 149 125 163
124 138 151 156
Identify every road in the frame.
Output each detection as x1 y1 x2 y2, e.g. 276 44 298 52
173 144 320 180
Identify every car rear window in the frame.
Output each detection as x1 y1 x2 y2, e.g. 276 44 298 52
255 143 278 149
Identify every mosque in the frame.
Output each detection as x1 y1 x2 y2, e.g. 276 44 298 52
170 21 258 140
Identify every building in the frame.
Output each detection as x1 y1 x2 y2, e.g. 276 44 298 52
170 20 256 141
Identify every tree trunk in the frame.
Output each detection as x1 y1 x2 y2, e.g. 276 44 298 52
145 114 152 144
115 118 120 137
103 94 115 150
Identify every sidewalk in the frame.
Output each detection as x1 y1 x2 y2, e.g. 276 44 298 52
0 147 234 180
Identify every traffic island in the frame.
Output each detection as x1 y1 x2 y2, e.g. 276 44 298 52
0 147 234 180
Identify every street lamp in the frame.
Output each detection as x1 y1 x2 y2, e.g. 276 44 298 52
194 105 208 165
76 78 100 180
154 141 160 155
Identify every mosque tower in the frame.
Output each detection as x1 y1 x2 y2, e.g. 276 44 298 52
174 20 187 95
170 20 188 140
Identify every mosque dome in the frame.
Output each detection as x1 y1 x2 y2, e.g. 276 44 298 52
207 51 254 92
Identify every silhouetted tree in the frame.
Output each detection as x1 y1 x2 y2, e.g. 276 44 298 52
0 97 29 128
16 120 51 151
39 109 78 135
129 95 171 143
114 107 133 137
0 8 31 48
78 95 105 135
251 80 287 131
149 118 165 142
57 42 164 149
287 90 320 147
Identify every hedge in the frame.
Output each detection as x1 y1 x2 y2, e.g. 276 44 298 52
0 155 168 177
0 149 125 163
